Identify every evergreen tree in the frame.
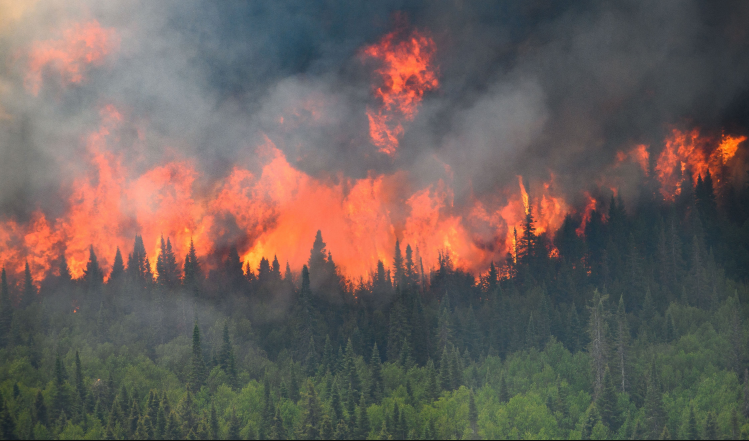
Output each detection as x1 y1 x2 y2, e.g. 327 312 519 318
614 295 630 392
518 203 537 266
156 236 180 290
499 374 509 403
20 261 35 308
227 409 241 441
357 393 370 439
34 390 48 428
0 394 16 441
370 343 383 402
59 253 72 285
468 392 478 438
393 239 404 289
109 247 125 283
704 411 717 440
219 322 237 386
188 323 207 392
0 269 13 347
182 238 202 297
74 351 86 413
644 362 666 439
84 245 104 291
597 368 621 432
587 289 610 399
687 406 698 440
298 380 322 440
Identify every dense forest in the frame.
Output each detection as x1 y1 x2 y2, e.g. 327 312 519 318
0 171 748 440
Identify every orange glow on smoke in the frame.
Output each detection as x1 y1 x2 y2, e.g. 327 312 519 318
615 144 650 175
655 129 745 201
361 24 438 156
24 20 119 96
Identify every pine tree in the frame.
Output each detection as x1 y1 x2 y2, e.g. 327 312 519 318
614 295 630 392
34 390 48 428
188 323 206 392
687 406 698 440
20 261 35 308
587 289 610 399
59 254 72 286
704 411 717 440
219 322 237 386
0 269 13 348
499 374 509 403
357 393 370 439
370 343 383 402
644 362 666 439
84 245 104 291
299 380 322 440
156 236 180 290
518 204 537 266
182 239 202 297
227 409 241 441
468 392 478 438
393 239 404 289
109 247 125 283
270 406 285 440
439 346 451 391
597 368 621 432
0 394 16 441
74 351 86 413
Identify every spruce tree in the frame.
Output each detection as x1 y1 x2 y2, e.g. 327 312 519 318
299 380 322 440
587 289 610 399
468 392 478 438
59 254 72 285
0 268 13 347
188 323 207 392
615 295 630 392
109 247 125 283
597 368 621 432
183 238 202 297
393 239 404 289
704 411 717 440
227 409 241 441
370 343 383 402
219 322 237 386
687 406 698 440
0 394 16 441
357 393 370 439
84 245 103 291
156 236 180 290
34 391 48 428
20 261 35 308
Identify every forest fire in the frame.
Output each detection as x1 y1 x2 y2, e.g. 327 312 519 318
361 23 438 156
23 20 119 96
0 18 747 290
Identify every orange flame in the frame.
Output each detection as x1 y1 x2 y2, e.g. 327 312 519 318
517 176 529 215
576 192 597 237
655 129 745 201
24 20 120 96
361 24 438 156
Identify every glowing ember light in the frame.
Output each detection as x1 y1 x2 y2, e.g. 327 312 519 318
361 21 438 156
518 176 529 215
24 20 120 96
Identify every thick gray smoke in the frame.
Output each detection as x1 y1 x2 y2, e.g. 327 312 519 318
1 0 748 218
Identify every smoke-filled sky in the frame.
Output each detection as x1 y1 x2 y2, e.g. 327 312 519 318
1 0 748 279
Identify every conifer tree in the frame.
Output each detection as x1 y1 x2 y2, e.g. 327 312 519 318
156 236 180 290
370 343 383 402
188 323 206 392
20 261 35 308
393 240 404 289
227 409 241 441
34 390 48 428
109 247 125 283
587 289 610 399
0 269 13 348
704 411 717 440
182 238 202 297
468 392 478 438
615 295 630 392
74 351 86 412
219 322 237 386
299 380 322 440
597 368 621 432
518 204 537 266
687 406 698 440
357 393 370 439
0 394 16 441
59 253 72 286
644 362 666 439
84 245 103 291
